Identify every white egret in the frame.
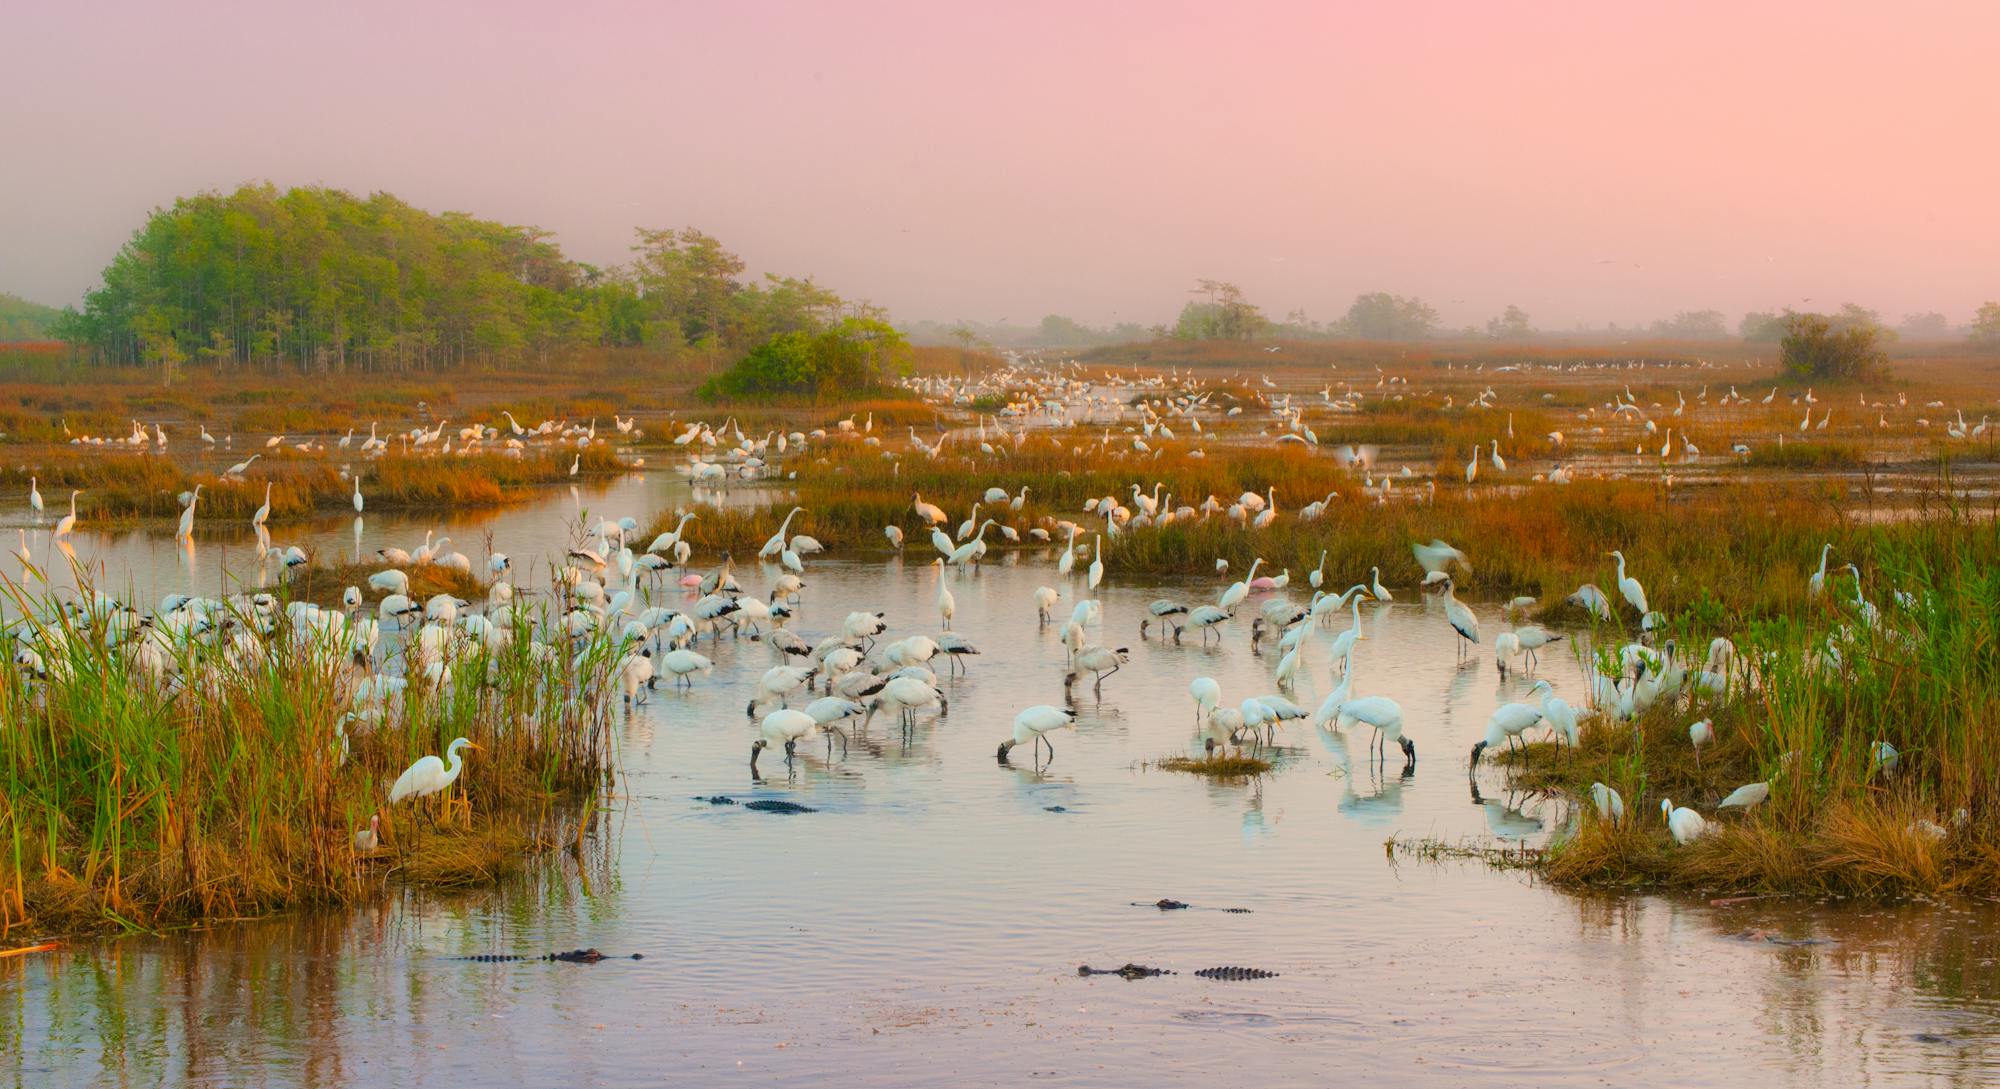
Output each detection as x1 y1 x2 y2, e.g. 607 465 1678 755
1534 679 1578 748
52 490 82 540
761 507 805 559
1369 566 1392 601
1608 550 1648 615
1589 782 1625 825
1325 588 1365 667
1219 557 1265 614
1660 799 1708 844
176 485 202 542
934 558 956 629
1807 542 1832 597
388 737 479 805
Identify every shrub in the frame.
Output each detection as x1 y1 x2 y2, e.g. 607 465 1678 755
700 318 911 399
1780 313 1885 380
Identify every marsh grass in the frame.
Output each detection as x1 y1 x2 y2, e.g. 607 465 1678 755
655 433 1891 621
1152 752 1274 777
1483 508 2000 896
0 579 623 936
289 562 488 610
1747 441 1867 469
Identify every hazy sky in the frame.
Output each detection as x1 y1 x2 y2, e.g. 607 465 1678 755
4 1 1996 329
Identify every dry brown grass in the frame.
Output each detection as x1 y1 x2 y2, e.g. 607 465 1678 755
1152 752 1273 777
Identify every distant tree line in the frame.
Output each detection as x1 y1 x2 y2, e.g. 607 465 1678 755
0 292 61 341
51 183 861 374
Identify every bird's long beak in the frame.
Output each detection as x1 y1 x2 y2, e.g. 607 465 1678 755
464 743 485 752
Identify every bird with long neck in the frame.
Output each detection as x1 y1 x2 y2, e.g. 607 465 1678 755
761 507 805 558
1314 653 1356 728
1807 542 1833 597
52 490 82 540
1219 557 1264 614
1057 523 1079 577
176 485 202 542
387 737 480 820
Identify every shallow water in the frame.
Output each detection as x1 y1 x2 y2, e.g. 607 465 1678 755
7 481 2000 1087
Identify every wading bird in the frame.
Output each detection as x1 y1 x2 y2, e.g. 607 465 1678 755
997 704 1077 764
388 737 479 807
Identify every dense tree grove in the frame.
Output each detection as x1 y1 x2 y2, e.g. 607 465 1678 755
52 184 853 372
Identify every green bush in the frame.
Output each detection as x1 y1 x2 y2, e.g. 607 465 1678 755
1780 313 1885 380
701 318 911 399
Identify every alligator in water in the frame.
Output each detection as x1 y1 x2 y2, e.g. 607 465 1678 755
695 795 818 813
1079 963 1172 979
1077 963 1278 980
1135 898 1253 913
452 949 643 963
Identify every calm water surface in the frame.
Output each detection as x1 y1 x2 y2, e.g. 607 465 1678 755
6 476 2000 1087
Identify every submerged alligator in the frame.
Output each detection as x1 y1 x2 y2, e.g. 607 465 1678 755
1077 964 1279 980
453 949 643 963
696 795 818 813
1137 899 1253 913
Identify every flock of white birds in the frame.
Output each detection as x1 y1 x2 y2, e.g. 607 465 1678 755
10 351 1972 853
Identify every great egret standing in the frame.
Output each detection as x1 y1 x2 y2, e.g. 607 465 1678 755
1589 782 1625 825
934 558 955 629
1219 557 1265 614
1608 550 1648 615
52 490 81 540
176 485 202 542
388 737 479 808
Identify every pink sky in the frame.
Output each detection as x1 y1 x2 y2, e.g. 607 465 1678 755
4 0 1995 329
